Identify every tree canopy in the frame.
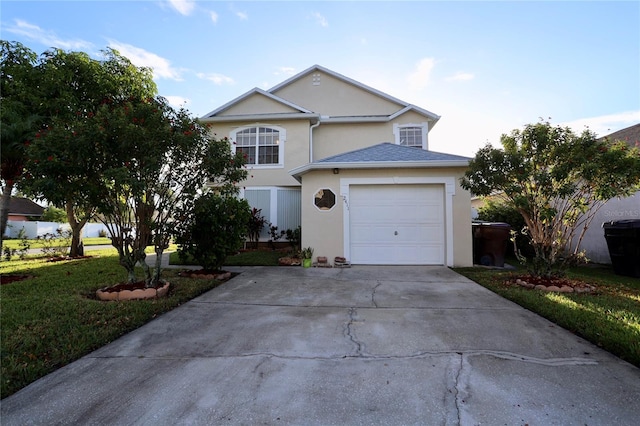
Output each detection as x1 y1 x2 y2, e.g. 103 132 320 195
69 96 247 285
0 41 39 238
461 120 640 277
16 45 157 255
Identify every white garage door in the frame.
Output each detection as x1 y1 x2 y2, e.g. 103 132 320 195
349 184 445 265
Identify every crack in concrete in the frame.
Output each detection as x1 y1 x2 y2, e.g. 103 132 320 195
92 350 598 366
371 282 382 308
344 307 364 356
453 353 463 426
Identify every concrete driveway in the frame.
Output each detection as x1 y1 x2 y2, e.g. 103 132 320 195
2 266 639 425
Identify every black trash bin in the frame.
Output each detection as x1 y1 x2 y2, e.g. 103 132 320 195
472 222 512 267
603 219 640 278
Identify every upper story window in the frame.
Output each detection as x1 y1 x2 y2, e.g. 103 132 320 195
393 123 428 149
231 125 285 167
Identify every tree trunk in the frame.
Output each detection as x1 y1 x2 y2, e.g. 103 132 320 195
0 180 15 241
65 200 87 257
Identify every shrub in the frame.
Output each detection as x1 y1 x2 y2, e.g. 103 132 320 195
38 228 72 257
268 224 286 250
285 226 301 250
247 207 267 248
175 193 251 271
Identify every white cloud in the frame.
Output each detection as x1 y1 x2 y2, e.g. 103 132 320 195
165 95 189 109
445 71 474 82
236 11 248 20
407 58 436 91
560 110 640 138
210 11 219 24
108 41 182 80
5 19 92 51
313 12 328 27
168 0 196 16
196 72 235 85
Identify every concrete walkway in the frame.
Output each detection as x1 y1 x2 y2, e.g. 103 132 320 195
2 266 639 425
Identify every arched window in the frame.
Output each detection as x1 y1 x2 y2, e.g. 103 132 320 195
231 125 285 166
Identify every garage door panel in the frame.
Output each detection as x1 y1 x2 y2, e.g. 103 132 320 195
351 244 444 265
349 184 445 265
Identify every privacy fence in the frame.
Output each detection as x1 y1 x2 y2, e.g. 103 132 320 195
3 221 110 239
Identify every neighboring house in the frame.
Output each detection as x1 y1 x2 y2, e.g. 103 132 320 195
201 65 472 266
6 197 44 221
575 123 640 264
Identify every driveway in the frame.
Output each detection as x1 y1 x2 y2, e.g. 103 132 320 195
2 266 639 425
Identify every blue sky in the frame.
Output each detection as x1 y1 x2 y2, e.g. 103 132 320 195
2 0 639 156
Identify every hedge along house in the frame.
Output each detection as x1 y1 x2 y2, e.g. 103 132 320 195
201 65 473 267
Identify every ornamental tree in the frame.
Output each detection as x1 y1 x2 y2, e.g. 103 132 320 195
461 120 640 278
21 47 156 256
81 96 247 286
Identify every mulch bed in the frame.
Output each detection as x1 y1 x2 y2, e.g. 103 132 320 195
507 274 596 293
97 280 150 293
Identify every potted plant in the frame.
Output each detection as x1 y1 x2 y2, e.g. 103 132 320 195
301 246 314 268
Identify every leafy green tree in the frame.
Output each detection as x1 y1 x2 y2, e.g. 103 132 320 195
21 47 156 256
176 193 251 271
0 41 39 239
40 206 68 223
461 120 640 277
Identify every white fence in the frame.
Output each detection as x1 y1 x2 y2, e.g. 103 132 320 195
4 221 111 239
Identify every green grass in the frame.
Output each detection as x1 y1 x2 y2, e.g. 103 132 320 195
2 237 112 250
0 250 227 398
169 249 284 267
453 263 640 367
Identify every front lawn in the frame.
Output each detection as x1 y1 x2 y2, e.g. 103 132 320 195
454 264 640 367
0 250 226 398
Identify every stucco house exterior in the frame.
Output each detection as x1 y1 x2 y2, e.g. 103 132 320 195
201 65 473 267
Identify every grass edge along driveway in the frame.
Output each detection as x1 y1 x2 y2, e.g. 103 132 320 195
453 265 640 369
0 249 225 399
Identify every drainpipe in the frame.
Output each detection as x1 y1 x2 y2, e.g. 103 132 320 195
309 120 320 163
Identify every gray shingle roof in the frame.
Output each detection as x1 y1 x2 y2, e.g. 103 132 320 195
8 197 45 216
601 123 640 148
316 143 471 163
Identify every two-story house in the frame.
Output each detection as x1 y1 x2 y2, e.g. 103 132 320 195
201 65 473 267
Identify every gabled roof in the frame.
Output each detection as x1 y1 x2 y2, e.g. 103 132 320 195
290 143 470 181
201 65 440 126
201 88 319 122
601 123 640 148
8 197 45 216
269 65 440 123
